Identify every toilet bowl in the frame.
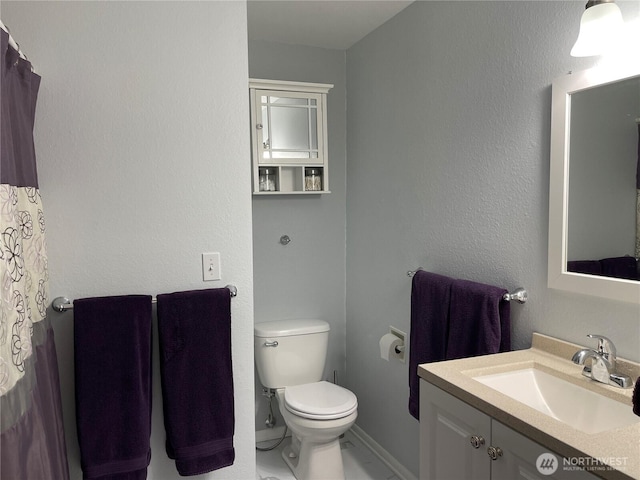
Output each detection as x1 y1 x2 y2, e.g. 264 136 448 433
254 319 359 480
276 382 357 480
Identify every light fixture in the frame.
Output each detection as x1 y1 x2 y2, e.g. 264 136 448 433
571 0 624 57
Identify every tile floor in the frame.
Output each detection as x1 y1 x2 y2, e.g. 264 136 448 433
256 430 401 480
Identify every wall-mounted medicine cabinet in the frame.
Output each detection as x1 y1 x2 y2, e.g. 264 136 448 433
249 79 333 195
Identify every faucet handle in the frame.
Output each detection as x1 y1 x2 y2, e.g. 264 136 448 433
586 334 617 360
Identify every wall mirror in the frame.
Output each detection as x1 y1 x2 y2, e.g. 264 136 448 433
548 61 640 303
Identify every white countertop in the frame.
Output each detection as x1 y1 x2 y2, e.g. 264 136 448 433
418 333 640 480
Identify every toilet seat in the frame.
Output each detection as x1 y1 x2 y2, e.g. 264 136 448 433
284 381 358 420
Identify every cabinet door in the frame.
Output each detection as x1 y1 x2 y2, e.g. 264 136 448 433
252 89 325 165
491 421 597 480
420 381 491 480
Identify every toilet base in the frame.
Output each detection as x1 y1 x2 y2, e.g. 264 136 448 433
281 435 345 480
274 388 357 480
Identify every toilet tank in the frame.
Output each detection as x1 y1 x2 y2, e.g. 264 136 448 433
254 319 329 389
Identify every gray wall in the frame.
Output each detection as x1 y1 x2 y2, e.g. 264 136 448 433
3 2 255 479
345 1 640 476
248 41 347 434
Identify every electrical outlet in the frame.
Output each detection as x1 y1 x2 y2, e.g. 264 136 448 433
202 252 221 281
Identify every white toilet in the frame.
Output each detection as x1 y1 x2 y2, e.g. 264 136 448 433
254 319 358 480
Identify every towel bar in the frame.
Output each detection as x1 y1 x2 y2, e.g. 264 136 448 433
406 268 527 304
51 284 238 312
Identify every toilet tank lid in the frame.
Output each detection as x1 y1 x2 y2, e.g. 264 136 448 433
254 319 329 337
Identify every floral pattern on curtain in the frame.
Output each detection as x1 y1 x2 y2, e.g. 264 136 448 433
1 27 69 479
1 185 48 385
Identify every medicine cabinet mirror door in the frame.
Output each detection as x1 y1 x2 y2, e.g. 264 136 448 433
254 90 325 165
548 61 640 304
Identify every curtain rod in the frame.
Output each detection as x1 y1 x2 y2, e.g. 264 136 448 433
51 284 238 312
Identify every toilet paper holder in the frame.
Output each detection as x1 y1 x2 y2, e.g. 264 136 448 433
380 326 406 363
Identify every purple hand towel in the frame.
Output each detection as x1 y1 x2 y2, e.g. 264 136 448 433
157 288 235 476
600 256 638 281
567 260 602 275
446 280 510 360
408 270 455 420
73 295 153 480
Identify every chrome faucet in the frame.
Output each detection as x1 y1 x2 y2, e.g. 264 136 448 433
571 334 632 388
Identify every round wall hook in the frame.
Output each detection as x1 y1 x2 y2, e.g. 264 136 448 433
279 235 291 245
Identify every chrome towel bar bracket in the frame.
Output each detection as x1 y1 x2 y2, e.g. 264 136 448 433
51 284 238 312
407 267 424 277
502 287 527 304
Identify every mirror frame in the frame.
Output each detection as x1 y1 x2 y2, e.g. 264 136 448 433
548 61 640 304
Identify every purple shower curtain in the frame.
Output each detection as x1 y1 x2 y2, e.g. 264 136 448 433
1 28 69 479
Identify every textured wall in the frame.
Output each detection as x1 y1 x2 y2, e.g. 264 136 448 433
3 2 255 479
345 1 640 476
248 41 347 435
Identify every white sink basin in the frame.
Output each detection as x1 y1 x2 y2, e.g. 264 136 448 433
474 367 639 434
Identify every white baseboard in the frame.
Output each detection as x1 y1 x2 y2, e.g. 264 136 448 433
350 424 418 480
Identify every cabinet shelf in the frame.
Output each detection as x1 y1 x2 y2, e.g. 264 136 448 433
253 191 331 196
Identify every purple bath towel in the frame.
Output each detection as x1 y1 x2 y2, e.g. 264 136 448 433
446 280 510 360
567 260 602 275
74 295 153 480
408 270 455 420
600 256 638 281
157 288 235 476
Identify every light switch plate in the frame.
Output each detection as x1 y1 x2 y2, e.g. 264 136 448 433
202 252 221 281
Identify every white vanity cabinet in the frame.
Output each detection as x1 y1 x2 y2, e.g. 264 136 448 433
420 381 598 480
420 380 491 480
249 79 333 195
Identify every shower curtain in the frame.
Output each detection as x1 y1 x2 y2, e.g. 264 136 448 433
1 28 69 479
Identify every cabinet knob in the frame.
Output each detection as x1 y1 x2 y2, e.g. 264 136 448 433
469 435 485 449
487 446 503 460
256 123 263 130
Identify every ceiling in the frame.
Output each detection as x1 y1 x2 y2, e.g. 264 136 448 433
247 0 414 50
